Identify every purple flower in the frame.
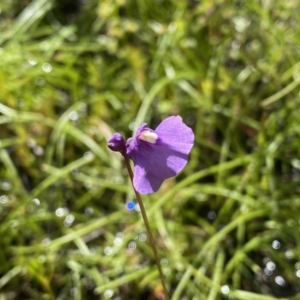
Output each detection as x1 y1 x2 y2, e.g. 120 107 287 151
108 116 194 194
127 116 194 194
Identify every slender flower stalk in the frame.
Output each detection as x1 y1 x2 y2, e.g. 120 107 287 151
124 156 169 300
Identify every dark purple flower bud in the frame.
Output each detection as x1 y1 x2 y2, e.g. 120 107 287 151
107 133 126 154
126 116 194 194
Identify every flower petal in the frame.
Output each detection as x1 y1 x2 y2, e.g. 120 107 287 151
129 116 194 194
131 141 178 193
155 116 194 158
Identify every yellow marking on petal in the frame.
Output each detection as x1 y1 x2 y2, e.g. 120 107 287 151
138 131 158 144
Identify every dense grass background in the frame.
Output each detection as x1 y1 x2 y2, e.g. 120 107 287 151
1 0 300 299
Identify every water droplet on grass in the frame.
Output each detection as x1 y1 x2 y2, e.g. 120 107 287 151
275 276 285 286
285 249 294 259
104 289 113 298
104 246 113 255
69 111 79 121
42 238 51 246
266 261 276 271
221 285 230 294
32 198 40 205
264 268 272 276
84 151 94 160
129 122 137 131
135 204 141 212
70 287 78 296
128 241 136 250
85 207 94 216
56 207 68 217
0 195 9 203
28 59 37 66
139 232 147 241
33 146 44 156
36 77 45 86
114 236 123 246
64 214 75 226
42 63 52 73
37 209 45 216
272 240 281 249
207 211 216 220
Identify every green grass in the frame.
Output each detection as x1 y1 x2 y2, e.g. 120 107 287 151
1 0 300 299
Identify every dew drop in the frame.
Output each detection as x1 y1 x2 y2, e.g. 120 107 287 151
139 232 147 242
42 238 51 246
104 246 113 255
285 249 294 259
36 77 45 86
33 146 44 156
275 276 285 286
56 207 68 217
0 195 9 204
42 63 52 73
32 198 40 206
28 59 37 65
85 207 94 216
104 289 113 298
221 285 230 294
27 139 36 148
264 267 272 276
207 211 216 220
164 268 171 275
114 236 123 246
128 241 136 250
129 122 137 131
84 151 94 160
64 214 75 226
70 287 78 296
266 261 276 271
69 111 79 121
1 179 11 191
37 209 45 216
272 240 281 249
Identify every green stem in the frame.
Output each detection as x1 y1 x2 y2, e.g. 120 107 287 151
124 156 169 300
